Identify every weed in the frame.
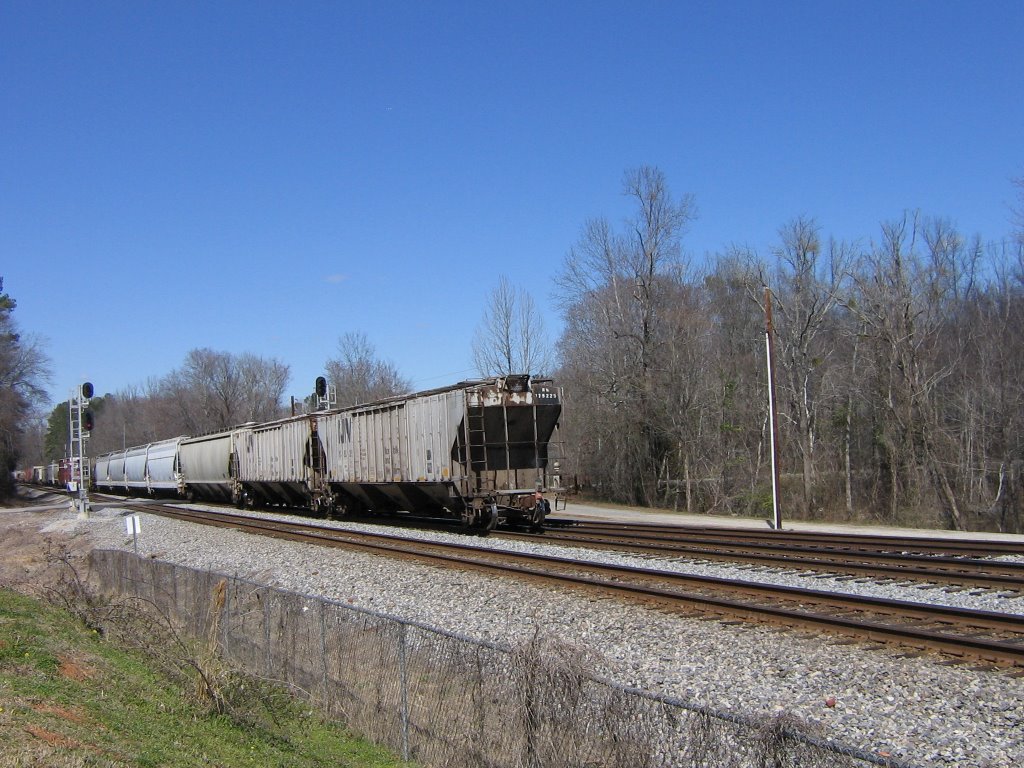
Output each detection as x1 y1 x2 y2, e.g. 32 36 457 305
0 584 405 767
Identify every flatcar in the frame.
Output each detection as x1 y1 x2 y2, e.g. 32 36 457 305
92 375 565 531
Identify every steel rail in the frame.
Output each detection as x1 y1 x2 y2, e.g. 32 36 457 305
495 529 1024 591
546 518 1024 557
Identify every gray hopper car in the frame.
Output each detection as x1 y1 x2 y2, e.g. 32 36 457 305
91 375 565 532
237 375 564 530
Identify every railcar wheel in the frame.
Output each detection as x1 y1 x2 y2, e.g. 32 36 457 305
481 504 499 534
532 501 548 532
328 497 346 519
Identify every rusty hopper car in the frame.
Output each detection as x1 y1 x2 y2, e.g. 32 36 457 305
314 375 563 530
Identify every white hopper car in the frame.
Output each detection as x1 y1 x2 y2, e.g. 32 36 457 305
93 437 186 495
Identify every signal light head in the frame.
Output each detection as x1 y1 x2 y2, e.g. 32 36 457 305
81 382 94 399
315 376 327 397
83 410 94 431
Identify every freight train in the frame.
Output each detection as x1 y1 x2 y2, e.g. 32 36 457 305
91 375 565 531
22 460 72 487
19 458 90 490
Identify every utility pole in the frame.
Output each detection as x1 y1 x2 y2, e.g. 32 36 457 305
764 288 782 530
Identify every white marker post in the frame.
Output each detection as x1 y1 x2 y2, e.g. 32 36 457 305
764 286 783 531
125 514 141 554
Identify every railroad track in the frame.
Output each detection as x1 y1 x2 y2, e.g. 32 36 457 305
498 524 1024 592
545 517 1024 557
117 502 1024 668
38 490 1024 590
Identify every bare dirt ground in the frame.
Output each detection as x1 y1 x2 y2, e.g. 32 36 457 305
0 488 96 595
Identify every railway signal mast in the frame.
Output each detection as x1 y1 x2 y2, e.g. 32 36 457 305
68 381 94 519
315 375 336 411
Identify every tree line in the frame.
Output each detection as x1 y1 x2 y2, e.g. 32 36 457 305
551 167 1024 533
6 168 1024 533
1 278 50 498
30 332 408 464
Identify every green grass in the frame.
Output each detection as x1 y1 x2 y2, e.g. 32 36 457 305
0 587 411 767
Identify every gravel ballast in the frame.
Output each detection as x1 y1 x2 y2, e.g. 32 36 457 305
57 501 1024 767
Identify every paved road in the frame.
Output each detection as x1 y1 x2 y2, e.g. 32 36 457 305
558 500 1024 543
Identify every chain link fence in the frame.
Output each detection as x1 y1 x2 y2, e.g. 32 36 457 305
88 548 911 768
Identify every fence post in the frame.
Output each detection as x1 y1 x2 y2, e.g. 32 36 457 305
264 591 272 678
399 623 410 762
171 564 178 615
220 580 230 656
320 602 329 708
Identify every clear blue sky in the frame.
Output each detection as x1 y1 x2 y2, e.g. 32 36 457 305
3 1 1022 410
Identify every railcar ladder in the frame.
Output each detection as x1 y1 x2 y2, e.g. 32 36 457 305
68 408 90 486
467 406 488 472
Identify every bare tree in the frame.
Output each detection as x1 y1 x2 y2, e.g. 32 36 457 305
48 348 289 458
549 172 1024 532
745 218 854 516
1013 173 1024 247
472 275 552 376
701 254 773 514
556 166 696 505
0 278 51 496
84 380 192 454
845 214 978 529
647 279 718 511
163 348 289 433
234 353 290 422
557 167 695 377
324 332 411 408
